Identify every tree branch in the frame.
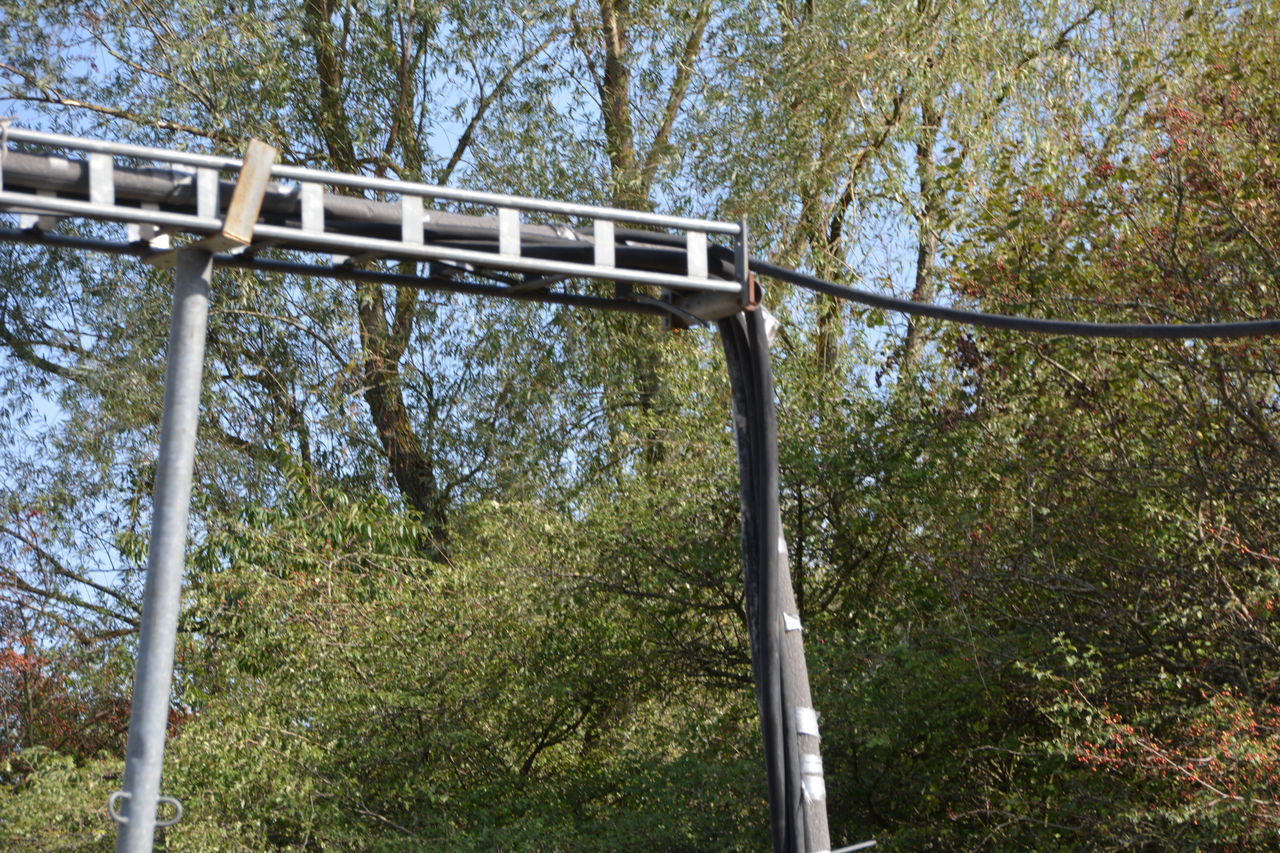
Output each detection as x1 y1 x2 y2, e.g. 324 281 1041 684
640 0 713 191
437 28 564 185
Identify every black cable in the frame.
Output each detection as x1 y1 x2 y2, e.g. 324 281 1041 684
720 313 790 852
607 231 1280 339
749 258 1280 340
743 307 806 853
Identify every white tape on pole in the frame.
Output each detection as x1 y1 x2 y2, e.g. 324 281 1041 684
796 706 820 738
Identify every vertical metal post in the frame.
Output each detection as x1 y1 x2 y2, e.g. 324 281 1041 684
111 249 211 853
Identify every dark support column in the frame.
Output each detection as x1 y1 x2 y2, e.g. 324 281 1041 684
720 309 831 852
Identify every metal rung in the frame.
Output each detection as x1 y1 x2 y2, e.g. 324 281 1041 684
301 183 324 233
88 153 114 206
594 219 615 268
498 207 520 257
687 231 707 279
401 195 423 245
196 168 219 219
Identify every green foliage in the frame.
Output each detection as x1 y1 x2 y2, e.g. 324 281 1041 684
4 0 1280 850
0 748 119 851
146 481 764 849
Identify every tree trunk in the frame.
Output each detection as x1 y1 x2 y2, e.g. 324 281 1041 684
304 0 445 553
598 0 643 209
902 101 941 374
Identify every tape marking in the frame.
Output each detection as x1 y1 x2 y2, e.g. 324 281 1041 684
796 706 820 737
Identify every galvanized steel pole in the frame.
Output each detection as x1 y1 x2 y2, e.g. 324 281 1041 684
112 250 211 852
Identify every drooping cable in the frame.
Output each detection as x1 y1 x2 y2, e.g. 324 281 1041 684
608 227 1280 339
744 307 806 853
749 258 1280 340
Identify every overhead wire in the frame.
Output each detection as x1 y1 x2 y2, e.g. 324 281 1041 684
606 228 1280 340
750 257 1280 340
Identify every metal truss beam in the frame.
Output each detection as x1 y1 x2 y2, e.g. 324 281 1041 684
0 128 749 322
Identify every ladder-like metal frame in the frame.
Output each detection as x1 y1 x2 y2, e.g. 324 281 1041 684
0 128 750 320
0 129 830 853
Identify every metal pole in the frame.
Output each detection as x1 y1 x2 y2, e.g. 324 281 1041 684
111 249 211 852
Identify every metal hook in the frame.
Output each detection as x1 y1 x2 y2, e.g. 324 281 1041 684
107 790 184 827
107 790 129 824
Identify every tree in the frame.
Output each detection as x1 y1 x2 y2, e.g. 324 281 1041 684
829 4 1280 846
3 0 1280 849
0 0 770 846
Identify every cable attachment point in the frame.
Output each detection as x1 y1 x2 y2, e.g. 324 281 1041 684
107 790 185 827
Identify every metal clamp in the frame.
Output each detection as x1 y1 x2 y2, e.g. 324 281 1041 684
107 790 185 827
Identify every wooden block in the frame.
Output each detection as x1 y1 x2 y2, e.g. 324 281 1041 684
209 138 277 249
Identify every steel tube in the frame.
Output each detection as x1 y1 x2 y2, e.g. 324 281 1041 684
114 250 211 853
0 190 221 232
269 165 742 234
5 126 241 169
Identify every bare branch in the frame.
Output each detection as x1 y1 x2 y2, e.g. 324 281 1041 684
437 28 565 185
640 0 713 190
0 523 137 614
